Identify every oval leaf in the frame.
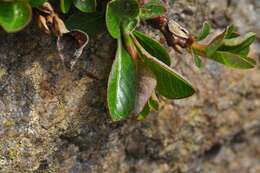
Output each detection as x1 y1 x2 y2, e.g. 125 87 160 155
144 56 195 99
206 25 235 57
0 1 32 32
73 0 96 13
66 12 105 36
134 31 171 65
106 0 140 39
107 38 136 121
222 32 256 48
197 21 211 41
132 36 195 99
210 51 256 69
60 0 73 13
106 1 121 39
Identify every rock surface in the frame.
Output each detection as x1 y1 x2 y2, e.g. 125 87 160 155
0 0 259 173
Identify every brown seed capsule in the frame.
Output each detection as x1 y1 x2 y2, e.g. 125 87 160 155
53 15 69 37
36 2 89 69
167 20 194 49
148 16 168 29
38 2 54 15
37 15 51 34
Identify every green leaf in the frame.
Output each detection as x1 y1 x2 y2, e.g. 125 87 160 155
224 25 236 39
132 36 195 99
73 0 96 13
236 47 250 57
199 25 256 69
222 32 256 49
197 21 211 41
106 1 120 39
106 0 140 39
133 31 171 65
218 32 256 58
148 97 159 111
107 38 136 121
206 32 225 58
66 12 105 36
60 0 73 13
210 51 256 69
194 55 203 68
29 0 47 7
206 25 235 57
140 2 166 20
122 18 139 34
191 48 203 68
145 57 195 99
137 97 159 120
0 1 32 32
137 102 150 120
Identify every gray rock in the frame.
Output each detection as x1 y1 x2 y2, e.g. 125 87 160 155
0 0 259 173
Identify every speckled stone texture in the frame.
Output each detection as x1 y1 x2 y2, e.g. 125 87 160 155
0 0 259 173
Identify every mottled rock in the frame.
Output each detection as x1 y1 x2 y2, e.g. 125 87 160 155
0 0 259 173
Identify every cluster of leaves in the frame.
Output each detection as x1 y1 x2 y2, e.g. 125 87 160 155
106 0 195 121
0 0 256 121
105 0 256 121
192 22 256 69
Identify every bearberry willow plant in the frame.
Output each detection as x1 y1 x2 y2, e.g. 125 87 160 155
105 0 256 121
0 0 256 121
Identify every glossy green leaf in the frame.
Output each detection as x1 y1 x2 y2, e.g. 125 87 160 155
106 1 120 39
0 1 32 32
197 21 211 41
133 31 171 65
66 12 105 36
107 38 136 121
145 57 195 98
222 32 256 48
29 0 47 7
206 25 234 57
106 0 140 39
60 0 73 13
218 33 256 58
133 37 195 99
210 51 256 69
73 0 96 13
206 32 225 58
